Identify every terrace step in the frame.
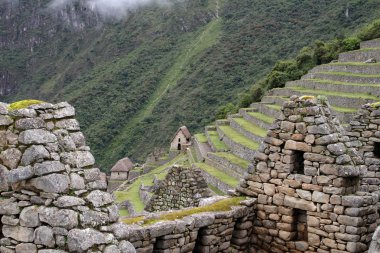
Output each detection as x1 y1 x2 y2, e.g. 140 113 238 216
287 80 380 97
229 116 266 143
338 48 380 63
361 38 380 49
250 102 282 118
261 95 289 105
239 108 274 130
268 87 379 109
216 125 258 161
302 72 380 84
309 63 380 75
193 133 212 162
207 152 249 177
193 163 238 194
205 127 229 152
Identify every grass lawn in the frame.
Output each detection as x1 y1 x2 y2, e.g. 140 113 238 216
195 162 239 187
207 130 228 151
219 126 259 151
214 152 250 170
289 86 380 100
195 133 208 143
308 79 379 87
233 118 267 137
319 71 380 78
114 153 187 213
330 62 380 66
266 104 281 111
248 112 275 124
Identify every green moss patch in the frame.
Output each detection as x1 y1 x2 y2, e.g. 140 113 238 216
122 197 246 225
8 100 45 111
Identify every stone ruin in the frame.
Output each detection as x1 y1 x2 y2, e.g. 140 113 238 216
144 165 212 212
0 102 135 253
2 98 380 253
237 96 379 252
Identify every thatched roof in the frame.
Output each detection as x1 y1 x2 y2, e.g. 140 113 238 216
171 126 191 142
110 157 134 172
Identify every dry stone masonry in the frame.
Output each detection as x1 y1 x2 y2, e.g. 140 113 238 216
237 96 379 253
347 103 380 193
0 102 135 253
145 166 212 212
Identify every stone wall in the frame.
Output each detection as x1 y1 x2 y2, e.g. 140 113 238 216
145 166 212 212
347 103 380 192
237 96 379 253
0 102 134 253
106 198 256 253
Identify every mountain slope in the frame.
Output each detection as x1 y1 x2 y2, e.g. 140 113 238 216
1 0 380 170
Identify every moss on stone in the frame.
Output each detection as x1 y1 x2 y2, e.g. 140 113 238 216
122 197 246 225
8 100 45 111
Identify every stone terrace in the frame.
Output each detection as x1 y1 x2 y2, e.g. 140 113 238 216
192 38 380 197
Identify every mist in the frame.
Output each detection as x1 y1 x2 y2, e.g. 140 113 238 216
48 0 170 19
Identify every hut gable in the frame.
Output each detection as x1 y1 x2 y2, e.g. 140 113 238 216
170 126 192 151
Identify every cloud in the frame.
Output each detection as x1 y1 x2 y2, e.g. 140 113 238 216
48 0 170 19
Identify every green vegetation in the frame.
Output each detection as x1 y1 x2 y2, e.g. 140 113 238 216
266 104 281 111
195 133 208 143
207 130 228 151
310 79 379 87
195 162 239 187
119 208 130 217
8 100 44 110
3 1 380 170
218 126 259 150
208 183 226 195
232 118 267 137
248 112 275 124
289 87 380 100
331 106 358 113
123 197 246 225
320 71 380 78
214 152 249 169
371 101 380 108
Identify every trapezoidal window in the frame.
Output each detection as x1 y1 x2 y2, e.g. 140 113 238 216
294 151 305 175
294 209 308 241
374 142 380 158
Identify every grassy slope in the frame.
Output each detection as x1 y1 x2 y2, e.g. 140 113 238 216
100 19 222 167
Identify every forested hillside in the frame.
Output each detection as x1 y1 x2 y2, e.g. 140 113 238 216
1 0 380 170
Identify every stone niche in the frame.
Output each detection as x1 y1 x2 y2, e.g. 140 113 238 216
237 96 379 253
0 102 135 253
145 165 212 212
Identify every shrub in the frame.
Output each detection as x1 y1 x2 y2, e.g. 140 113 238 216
358 19 380 41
